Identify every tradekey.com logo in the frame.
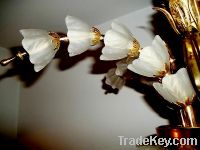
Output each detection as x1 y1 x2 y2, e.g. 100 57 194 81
118 136 198 148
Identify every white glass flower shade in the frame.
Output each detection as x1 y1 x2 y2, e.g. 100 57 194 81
65 15 93 57
128 35 170 77
100 22 139 60
153 68 196 104
115 59 130 76
20 29 59 72
105 68 125 89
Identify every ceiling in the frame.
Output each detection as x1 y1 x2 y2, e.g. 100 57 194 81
0 0 152 47
0 0 152 24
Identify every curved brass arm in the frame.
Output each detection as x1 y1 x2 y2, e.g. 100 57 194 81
153 7 181 35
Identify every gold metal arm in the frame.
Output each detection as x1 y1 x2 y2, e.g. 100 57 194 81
184 35 200 93
0 51 27 66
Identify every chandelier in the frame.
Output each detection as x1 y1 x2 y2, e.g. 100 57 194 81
1 0 200 149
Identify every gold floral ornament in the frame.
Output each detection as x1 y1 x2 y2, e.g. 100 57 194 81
100 22 140 61
90 27 102 46
65 16 103 57
49 32 61 50
20 29 60 72
154 0 200 35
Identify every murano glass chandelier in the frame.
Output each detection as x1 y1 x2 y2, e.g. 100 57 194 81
1 0 200 149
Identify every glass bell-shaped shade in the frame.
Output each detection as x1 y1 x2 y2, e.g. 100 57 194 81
65 15 102 56
128 35 170 78
153 68 196 105
100 22 140 61
20 29 60 72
